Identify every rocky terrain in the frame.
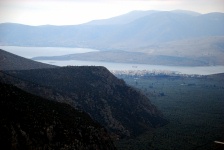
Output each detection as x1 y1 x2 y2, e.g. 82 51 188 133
0 81 116 150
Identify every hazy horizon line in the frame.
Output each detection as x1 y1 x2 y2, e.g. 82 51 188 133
0 9 223 26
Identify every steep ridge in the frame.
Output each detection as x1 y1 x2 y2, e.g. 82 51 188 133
0 50 168 138
86 10 159 25
0 49 57 70
0 81 116 150
2 66 168 138
86 10 200 26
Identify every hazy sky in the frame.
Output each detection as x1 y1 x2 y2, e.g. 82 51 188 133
0 0 224 25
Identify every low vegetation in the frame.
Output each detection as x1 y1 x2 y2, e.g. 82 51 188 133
1 66 168 138
115 74 224 150
0 82 116 149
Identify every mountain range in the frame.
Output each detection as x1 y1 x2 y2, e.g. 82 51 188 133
86 10 201 26
1 10 224 66
1 10 224 49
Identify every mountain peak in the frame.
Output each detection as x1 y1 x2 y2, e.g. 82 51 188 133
86 10 158 25
171 9 201 16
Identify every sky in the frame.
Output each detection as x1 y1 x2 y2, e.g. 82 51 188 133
0 0 224 25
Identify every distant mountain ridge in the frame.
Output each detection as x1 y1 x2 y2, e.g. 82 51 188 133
1 10 224 66
85 10 201 25
33 36 224 66
0 10 223 49
86 10 159 25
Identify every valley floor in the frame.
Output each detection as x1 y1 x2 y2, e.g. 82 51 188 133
115 74 224 150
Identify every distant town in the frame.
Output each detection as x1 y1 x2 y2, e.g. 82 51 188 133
111 69 204 78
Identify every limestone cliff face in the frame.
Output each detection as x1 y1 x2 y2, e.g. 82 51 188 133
2 66 168 137
0 82 116 150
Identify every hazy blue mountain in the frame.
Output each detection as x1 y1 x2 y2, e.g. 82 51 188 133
78 10 200 25
0 10 223 49
33 36 224 66
33 50 211 66
171 10 201 16
86 10 159 25
115 12 224 45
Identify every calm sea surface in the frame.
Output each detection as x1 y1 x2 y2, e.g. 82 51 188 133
38 59 224 75
1 46 224 75
0 46 99 58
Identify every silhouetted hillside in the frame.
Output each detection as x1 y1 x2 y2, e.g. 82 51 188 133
2 66 168 138
0 49 57 70
0 82 116 150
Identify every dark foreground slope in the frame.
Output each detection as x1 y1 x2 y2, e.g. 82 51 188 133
0 82 116 150
0 49 57 70
2 66 168 138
